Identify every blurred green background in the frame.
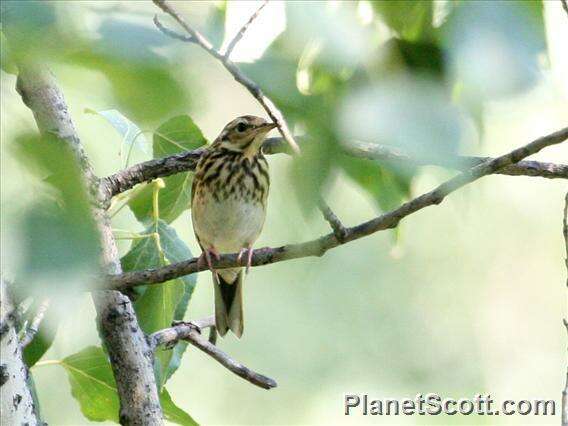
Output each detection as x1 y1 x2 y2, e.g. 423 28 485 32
1 1 567 424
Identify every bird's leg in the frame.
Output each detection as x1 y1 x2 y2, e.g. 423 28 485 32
210 247 221 261
198 247 220 272
237 248 247 264
245 245 254 274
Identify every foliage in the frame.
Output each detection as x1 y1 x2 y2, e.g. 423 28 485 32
128 115 208 224
121 220 197 389
2 0 551 423
60 346 197 425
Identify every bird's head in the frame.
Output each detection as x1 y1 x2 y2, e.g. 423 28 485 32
215 115 277 156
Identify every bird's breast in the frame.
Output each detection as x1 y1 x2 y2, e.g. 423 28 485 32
191 151 269 253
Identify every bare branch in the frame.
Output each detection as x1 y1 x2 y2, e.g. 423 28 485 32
152 0 300 154
109 126 568 290
223 1 269 58
153 15 194 42
101 136 568 200
20 299 50 348
150 318 277 390
318 199 348 242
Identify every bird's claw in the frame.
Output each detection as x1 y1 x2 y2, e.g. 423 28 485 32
199 247 221 272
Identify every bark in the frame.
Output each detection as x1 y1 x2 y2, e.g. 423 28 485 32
15 63 163 425
0 278 40 426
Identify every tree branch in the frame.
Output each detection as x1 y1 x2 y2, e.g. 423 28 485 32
14 63 163 424
108 126 568 290
0 278 41 425
20 299 50 348
223 0 268 58
149 317 277 390
152 0 300 154
101 136 568 200
318 199 348 242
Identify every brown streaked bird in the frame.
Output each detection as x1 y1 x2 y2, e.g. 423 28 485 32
191 115 276 337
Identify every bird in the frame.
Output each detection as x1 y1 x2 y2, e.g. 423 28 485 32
191 115 276 337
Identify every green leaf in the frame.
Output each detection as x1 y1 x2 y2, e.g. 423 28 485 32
62 346 198 425
380 38 445 80
11 134 101 299
129 115 208 224
162 388 199 426
339 156 412 213
85 108 149 156
372 0 434 42
289 134 335 217
62 346 120 423
157 222 197 383
153 115 208 157
121 220 196 389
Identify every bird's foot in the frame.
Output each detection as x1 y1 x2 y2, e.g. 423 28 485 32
238 246 254 274
198 247 221 272
237 248 247 264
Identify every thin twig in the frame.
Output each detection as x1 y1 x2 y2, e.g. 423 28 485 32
153 15 194 42
150 317 277 390
20 299 50 348
108 126 568 290
223 0 269 58
318 199 348 242
152 0 300 154
101 136 568 200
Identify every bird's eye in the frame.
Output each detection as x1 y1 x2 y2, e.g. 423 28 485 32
236 122 247 133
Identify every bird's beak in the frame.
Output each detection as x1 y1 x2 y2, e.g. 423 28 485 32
258 122 278 132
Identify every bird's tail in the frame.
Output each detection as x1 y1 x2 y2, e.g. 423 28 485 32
214 269 243 338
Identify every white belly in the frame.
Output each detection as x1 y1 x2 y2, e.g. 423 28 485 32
192 193 266 253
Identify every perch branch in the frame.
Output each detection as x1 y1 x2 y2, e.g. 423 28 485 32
152 0 300 154
108 126 568 290
20 299 50 348
101 136 568 200
150 317 277 390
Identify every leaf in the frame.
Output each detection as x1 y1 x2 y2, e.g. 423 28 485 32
62 346 120 423
62 346 198 425
11 134 101 299
162 388 199 426
379 38 446 80
129 115 208 224
121 220 196 389
85 108 149 156
158 224 197 383
339 156 412 213
372 0 434 42
72 50 189 124
288 134 335 217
